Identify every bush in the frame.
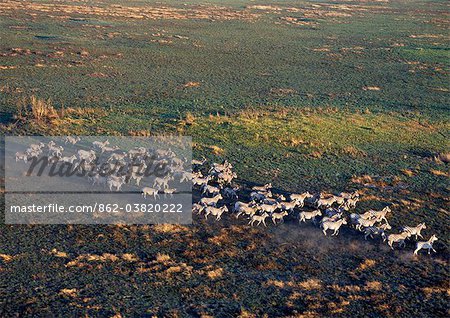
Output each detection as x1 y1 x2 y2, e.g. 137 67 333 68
16 96 60 123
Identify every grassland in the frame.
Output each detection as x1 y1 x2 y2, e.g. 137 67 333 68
0 0 449 317
0 0 449 120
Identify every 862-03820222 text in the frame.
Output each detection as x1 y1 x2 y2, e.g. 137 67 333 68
8 203 185 214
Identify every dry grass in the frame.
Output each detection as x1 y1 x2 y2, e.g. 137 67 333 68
152 224 188 233
50 249 69 258
184 111 196 125
206 145 225 156
342 145 367 158
298 278 322 290
7 96 114 134
183 81 201 88
166 264 192 274
16 95 59 124
362 86 381 91
430 169 449 177
265 279 285 288
421 286 450 299
207 268 224 280
435 152 450 164
357 259 376 271
122 253 139 262
310 150 323 158
128 129 151 136
59 288 78 298
351 175 374 185
289 136 305 147
29 96 58 121
364 281 383 291
65 107 107 117
0 254 15 262
0 0 259 21
331 284 361 293
156 253 171 263
238 310 257 318
63 252 140 268
270 87 297 96
401 169 415 177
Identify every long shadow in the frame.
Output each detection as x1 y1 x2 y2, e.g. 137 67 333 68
0 111 15 125
192 177 447 256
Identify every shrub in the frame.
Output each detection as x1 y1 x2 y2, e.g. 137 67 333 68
184 111 196 125
16 95 59 123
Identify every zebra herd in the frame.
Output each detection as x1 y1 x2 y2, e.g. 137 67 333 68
192 159 439 256
12 138 439 256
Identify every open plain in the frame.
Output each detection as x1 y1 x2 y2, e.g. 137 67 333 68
0 0 449 317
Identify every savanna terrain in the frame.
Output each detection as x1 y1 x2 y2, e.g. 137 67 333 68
0 0 449 317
